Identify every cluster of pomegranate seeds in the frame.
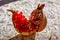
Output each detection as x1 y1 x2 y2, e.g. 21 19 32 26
12 11 36 33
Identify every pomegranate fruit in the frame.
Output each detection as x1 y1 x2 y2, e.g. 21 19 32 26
7 4 47 36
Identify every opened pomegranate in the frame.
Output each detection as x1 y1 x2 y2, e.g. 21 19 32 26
7 4 47 36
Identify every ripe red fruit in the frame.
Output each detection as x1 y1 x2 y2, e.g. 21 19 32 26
7 4 47 36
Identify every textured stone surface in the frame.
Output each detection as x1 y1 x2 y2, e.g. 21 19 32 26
0 0 59 40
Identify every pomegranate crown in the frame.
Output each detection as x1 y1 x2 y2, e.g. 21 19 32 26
37 4 45 9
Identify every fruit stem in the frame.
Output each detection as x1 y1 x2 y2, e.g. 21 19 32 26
7 9 16 14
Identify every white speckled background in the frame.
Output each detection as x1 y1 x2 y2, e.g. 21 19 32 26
0 0 59 40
